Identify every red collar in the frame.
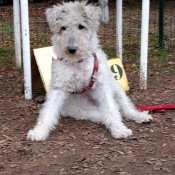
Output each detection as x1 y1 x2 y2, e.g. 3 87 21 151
58 53 98 94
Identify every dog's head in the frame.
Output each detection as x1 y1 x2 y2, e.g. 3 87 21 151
46 1 101 33
45 1 101 60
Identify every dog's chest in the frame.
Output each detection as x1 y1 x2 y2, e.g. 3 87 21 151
52 59 95 92
67 65 92 91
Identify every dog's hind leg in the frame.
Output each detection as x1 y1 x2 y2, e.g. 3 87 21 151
27 89 67 141
89 86 133 139
113 82 153 123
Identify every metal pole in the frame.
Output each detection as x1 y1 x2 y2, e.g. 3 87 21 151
20 0 32 99
140 0 150 90
98 0 109 23
116 0 122 60
159 0 164 48
13 0 21 69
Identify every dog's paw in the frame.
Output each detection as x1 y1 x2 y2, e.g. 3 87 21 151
135 112 153 123
27 127 49 141
111 127 133 139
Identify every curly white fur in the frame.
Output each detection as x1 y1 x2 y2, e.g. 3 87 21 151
27 1 152 141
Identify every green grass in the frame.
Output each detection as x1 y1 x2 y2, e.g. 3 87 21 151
0 48 14 69
1 22 14 32
148 48 168 63
102 36 168 64
123 38 140 61
122 36 168 63
0 48 10 57
102 43 116 58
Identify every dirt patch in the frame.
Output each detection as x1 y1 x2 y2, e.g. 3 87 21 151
0 60 175 174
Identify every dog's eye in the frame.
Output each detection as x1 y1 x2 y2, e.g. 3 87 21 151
61 26 66 31
78 24 85 30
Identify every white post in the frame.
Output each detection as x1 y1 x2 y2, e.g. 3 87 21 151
13 0 21 69
116 0 122 60
98 0 109 23
20 0 32 99
140 0 150 89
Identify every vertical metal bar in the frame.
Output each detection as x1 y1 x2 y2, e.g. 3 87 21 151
159 0 164 48
116 0 122 60
20 0 32 99
13 0 21 69
140 0 150 90
98 0 109 23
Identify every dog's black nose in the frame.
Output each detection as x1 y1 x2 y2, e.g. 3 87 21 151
68 47 77 54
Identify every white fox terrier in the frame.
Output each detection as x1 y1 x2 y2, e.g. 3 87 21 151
27 1 152 141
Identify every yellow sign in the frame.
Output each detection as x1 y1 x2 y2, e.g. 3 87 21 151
107 58 129 91
33 46 57 93
33 47 129 93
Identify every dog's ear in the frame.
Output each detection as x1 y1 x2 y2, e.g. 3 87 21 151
83 4 102 31
45 5 66 32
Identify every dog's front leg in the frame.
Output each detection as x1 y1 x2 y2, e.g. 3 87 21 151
27 89 67 141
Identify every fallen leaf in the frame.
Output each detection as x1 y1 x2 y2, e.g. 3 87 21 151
0 140 6 144
162 143 167 147
153 166 160 171
118 151 124 155
90 166 97 170
97 161 104 166
150 129 154 133
155 161 162 166
93 146 100 149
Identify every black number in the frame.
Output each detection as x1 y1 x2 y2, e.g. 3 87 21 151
110 64 123 80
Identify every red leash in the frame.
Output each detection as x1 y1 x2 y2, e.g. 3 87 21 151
136 104 175 113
